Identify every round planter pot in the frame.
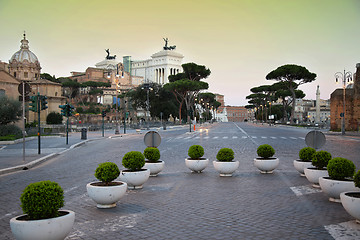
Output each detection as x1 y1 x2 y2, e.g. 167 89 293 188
144 160 165 176
254 158 279 174
293 160 313 176
213 160 239 177
86 181 127 208
119 169 150 189
340 192 360 223
319 177 360 202
304 168 329 188
10 210 75 240
185 158 209 173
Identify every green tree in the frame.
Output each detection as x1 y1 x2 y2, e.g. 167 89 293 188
46 112 63 124
0 96 22 125
126 83 178 120
271 81 305 122
61 79 81 98
165 62 210 123
266 64 316 123
40 73 58 83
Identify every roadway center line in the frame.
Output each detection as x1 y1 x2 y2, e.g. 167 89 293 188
233 122 257 145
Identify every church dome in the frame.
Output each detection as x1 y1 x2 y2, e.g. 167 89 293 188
10 33 39 64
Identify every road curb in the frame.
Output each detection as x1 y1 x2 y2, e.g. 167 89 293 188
0 127 189 176
0 153 58 176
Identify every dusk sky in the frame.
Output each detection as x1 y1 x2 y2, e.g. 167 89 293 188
1 0 359 106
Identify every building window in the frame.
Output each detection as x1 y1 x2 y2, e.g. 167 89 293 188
14 72 16 78
24 72 28 78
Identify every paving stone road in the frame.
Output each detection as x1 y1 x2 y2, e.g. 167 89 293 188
1 122 360 239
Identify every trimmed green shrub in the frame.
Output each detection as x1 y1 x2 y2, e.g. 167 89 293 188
299 147 316 162
312 151 332 170
216 148 234 162
257 144 275 159
94 162 120 184
20 181 64 220
46 112 63 124
354 170 360 188
144 147 160 163
188 145 204 159
0 124 22 137
327 157 356 180
122 151 145 171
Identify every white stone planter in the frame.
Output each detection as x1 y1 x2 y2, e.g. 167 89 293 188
10 210 75 240
119 169 150 189
254 158 279 174
185 158 209 173
144 161 165 176
293 160 313 176
319 177 360 202
304 168 329 188
340 192 360 223
213 160 239 177
86 181 127 208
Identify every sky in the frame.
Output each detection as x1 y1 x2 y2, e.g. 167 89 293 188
0 0 359 106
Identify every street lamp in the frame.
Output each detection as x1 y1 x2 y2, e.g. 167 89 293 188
335 69 353 135
142 83 152 130
111 65 124 134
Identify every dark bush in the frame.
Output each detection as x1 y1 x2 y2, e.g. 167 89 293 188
95 162 120 184
257 144 275 159
327 157 356 180
144 147 160 163
76 107 84 113
216 148 234 162
188 145 204 159
46 112 63 124
0 124 22 137
299 147 316 162
20 181 64 220
354 170 360 188
312 151 332 170
122 151 145 171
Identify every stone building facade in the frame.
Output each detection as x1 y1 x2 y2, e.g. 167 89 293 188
0 62 20 99
330 63 360 131
226 106 248 122
130 41 184 84
1 34 66 123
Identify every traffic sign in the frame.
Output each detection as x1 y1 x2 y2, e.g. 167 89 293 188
305 130 326 149
144 131 161 148
18 82 31 95
18 95 30 102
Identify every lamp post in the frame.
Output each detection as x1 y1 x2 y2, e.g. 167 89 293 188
142 83 152 130
335 69 353 135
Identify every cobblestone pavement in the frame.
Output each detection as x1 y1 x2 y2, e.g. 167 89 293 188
1 122 360 239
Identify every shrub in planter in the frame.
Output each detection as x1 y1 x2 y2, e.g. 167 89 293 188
327 157 356 181
20 181 64 220
257 144 275 159
354 170 360 188
144 147 160 163
312 151 332 170
185 145 208 173
299 147 316 162
216 148 234 162
188 145 205 159
95 162 120 185
122 151 145 171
